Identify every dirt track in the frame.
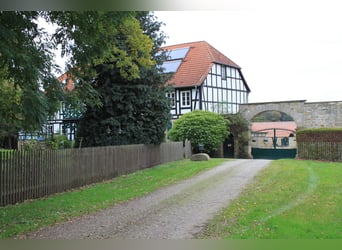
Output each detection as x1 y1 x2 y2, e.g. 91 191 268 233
20 159 271 239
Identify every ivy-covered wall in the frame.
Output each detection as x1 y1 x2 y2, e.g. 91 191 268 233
297 128 342 162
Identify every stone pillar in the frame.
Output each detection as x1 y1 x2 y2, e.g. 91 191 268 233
245 125 253 159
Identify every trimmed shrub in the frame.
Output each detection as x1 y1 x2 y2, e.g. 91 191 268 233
297 128 342 142
297 128 342 161
168 110 229 154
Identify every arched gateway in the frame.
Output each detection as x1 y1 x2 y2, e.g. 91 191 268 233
239 100 306 127
239 100 342 159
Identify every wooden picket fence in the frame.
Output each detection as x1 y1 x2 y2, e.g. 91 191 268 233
297 141 342 162
0 141 191 206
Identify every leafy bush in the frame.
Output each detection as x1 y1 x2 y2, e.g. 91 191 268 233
46 135 73 149
168 110 229 154
21 140 46 151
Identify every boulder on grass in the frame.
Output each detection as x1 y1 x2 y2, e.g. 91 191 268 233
191 153 210 161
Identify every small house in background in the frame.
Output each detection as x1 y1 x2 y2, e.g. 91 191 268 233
18 72 79 144
251 121 297 149
161 41 251 120
57 72 75 92
48 72 80 141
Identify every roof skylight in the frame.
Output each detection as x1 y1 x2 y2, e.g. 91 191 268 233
159 47 190 73
161 60 182 73
166 47 190 60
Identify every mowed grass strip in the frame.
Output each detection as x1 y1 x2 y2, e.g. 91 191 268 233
0 158 227 239
200 159 342 239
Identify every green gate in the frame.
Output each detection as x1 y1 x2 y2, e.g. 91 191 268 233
251 128 297 160
251 148 297 159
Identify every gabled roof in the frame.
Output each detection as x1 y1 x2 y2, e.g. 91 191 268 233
161 41 243 88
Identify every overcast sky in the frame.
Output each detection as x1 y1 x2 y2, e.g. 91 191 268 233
154 0 342 103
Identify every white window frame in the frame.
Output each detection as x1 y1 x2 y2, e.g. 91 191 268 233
181 90 191 107
167 91 176 108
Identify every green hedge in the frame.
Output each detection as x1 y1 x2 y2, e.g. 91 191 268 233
297 128 342 142
297 128 342 161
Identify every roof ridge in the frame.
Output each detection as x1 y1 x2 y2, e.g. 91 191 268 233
202 41 215 62
162 40 206 48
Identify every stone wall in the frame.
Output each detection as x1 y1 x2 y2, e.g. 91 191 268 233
303 102 342 128
239 100 306 127
239 100 342 158
240 100 342 129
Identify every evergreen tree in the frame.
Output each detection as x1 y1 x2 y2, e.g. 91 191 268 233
75 12 171 147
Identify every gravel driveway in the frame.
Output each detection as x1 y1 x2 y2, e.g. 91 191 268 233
21 159 270 239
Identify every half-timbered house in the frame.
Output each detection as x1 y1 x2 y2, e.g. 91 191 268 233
161 41 251 120
18 41 251 148
18 72 79 143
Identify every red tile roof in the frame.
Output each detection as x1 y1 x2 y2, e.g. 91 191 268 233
162 41 241 88
57 41 246 91
252 122 297 138
57 72 75 91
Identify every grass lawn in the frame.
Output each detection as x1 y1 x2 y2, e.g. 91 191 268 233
0 158 227 239
199 159 342 239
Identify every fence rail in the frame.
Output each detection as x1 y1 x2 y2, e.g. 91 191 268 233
297 142 342 162
0 141 191 207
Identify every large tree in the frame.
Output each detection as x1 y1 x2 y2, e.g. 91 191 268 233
0 11 167 147
0 11 61 132
75 12 171 147
46 11 156 104
0 79 22 148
